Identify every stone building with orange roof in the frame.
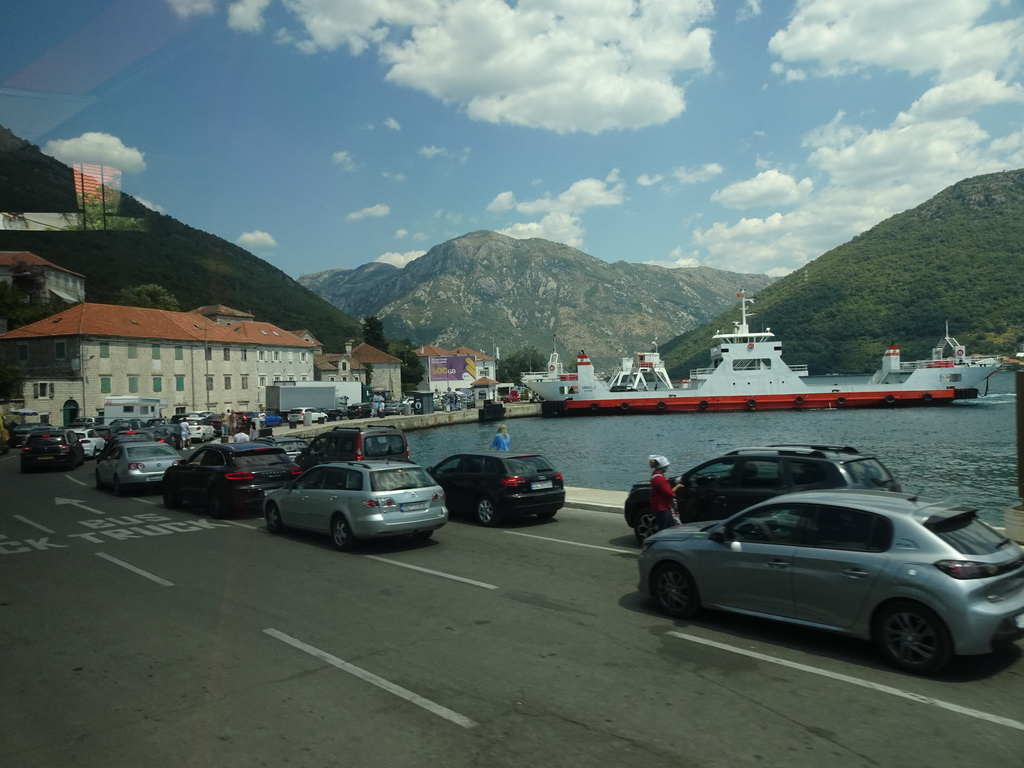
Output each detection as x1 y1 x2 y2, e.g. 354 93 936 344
0 303 316 424
0 250 86 307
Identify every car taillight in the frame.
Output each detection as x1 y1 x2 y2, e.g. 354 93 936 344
128 462 145 470
500 476 525 487
933 559 1002 579
290 467 302 476
58 445 70 453
363 497 397 507
554 472 563 482
224 471 255 480
433 492 443 500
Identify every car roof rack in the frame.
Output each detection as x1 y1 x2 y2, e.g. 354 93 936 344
724 444 864 458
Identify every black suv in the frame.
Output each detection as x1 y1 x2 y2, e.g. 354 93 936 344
624 444 901 543
428 452 565 526
295 426 410 470
162 443 301 518
20 428 86 472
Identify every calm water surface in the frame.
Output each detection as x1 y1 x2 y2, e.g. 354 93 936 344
407 372 1020 526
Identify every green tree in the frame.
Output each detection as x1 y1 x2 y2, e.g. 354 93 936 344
499 346 547 383
390 340 425 390
361 315 388 351
0 281 66 329
115 284 180 310
0 360 22 399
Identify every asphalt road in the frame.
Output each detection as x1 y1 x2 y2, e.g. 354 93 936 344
1 448 1022 768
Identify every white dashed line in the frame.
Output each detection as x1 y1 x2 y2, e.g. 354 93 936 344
95 552 174 586
366 556 498 589
503 530 634 554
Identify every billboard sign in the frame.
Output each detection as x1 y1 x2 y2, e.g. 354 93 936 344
428 355 478 384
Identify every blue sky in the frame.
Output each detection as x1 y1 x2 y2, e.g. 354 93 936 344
3 0 1022 280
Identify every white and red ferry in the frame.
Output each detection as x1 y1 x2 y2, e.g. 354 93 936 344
522 292 999 415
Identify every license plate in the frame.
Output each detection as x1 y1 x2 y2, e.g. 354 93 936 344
147 475 161 481
38 456 54 460
531 480 552 490
1015 613 1024 630
400 501 428 512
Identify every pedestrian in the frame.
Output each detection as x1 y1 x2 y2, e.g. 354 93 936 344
648 455 683 533
179 418 192 450
490 423 511 451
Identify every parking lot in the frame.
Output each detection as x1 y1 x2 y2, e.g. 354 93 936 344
1 449 1022 767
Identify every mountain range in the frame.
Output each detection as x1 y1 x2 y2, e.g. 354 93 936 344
297 231 774 368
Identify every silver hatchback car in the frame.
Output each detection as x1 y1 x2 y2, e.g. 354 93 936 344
638 489 1024 675
95 440 183 495
263 460 447 551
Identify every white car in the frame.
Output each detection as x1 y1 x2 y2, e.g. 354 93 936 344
287 407 327 423
185 420 215 442
72 428 104 458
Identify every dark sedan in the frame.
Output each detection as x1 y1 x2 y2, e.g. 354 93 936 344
428 452 565 526
161 443 301 518
20 429 86 472
347 402 374 419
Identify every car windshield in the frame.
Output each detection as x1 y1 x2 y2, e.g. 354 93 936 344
370 467 435 491
505 456 554 475
233 451 293 468
126 445 179 460
843 458 896 489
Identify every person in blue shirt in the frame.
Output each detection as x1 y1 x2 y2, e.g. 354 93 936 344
490 423 511 451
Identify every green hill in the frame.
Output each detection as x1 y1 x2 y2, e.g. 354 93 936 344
0 127 362 349
661 169 1024 377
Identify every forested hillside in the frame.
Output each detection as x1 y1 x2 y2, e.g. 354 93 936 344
661 169 1024 377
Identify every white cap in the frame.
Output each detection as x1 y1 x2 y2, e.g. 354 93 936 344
648 455 669 469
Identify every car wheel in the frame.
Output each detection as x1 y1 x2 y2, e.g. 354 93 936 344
207 494 230 519
475 496 501 527
652 562 701 619
112 475 125 497
162 483 182 509
535 510 557 520
331 514 357 551
634 509 657 544
872 600 954 675
265 502 285 534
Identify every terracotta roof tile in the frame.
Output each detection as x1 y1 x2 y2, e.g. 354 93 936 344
349 342 401 363
0 303 313 347
415 344 453 357
0 250 85 278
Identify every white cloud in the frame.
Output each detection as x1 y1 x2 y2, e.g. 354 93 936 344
331 150 357 171
228 0 270 32
673 162 723 184
636 173 664 186
498 212 585 247
487 191 516 212
346 203 391 220
645 246 701 269
236 230 277 248
768 0 1024 83
167 0 215 18
43 132 146 173
513 175 625 216
384 116 401 131
895 71 1024 125
382 170 406 181
374 249 427 267
135 197 165 213
711 169 813 209
418 145 444 159
395 228 409 239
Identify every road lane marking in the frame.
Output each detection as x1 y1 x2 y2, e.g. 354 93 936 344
131 498 158 505
95 552 174 586
366 556 498 589
263 628 478 729
13 515 54 533
226 520 261 530
66 476 88 486
55 498 108 515
503 530 634 554
667 631 1024 732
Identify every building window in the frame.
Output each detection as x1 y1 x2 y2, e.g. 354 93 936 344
127 343 137 359
273 350 281 362
206 375 214 391
223 347 230 361
99 341 110 358
100 376 112 393
174 345 183 360
300 352 307 362
34 382 54 399
152 344 161 360
258 375 267 387
55 340 67 360
128 376 139 393
241 348 248 361
205 347 212 361
258 350 266 361
175 375 185 392
153 376 163 392
241 375 249 390
17 343 28 361
288 351 294 362
224 375 232 390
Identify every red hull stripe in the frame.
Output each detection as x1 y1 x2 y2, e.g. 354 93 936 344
564 391 956 413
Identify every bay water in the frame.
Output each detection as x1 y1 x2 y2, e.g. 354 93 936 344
407 371 1019 526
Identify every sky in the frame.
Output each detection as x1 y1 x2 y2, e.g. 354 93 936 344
2 0 1022 280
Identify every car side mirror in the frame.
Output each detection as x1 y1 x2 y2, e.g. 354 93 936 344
708 527 729 544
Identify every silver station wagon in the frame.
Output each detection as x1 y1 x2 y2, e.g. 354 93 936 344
95 440 183 495
638 489 1024 675
263 460 447 551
